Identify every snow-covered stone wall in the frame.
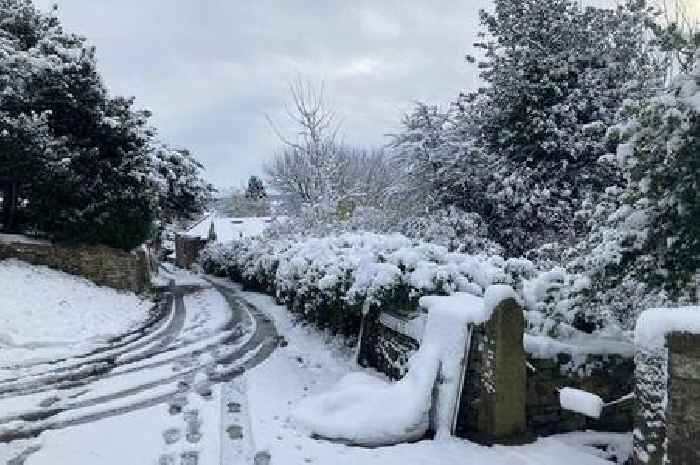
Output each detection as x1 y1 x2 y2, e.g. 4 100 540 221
526 353 634 435
0 236 150 293
366 307 636 439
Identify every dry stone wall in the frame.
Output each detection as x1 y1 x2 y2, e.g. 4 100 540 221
0 237 150 293
527 353 634 435
358 311 420 380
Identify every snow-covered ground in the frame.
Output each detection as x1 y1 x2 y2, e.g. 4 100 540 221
0 263 631 465
185 213 271 243
229 282 631 465
22 384 224 465
153 261 211 287
0 259 152 367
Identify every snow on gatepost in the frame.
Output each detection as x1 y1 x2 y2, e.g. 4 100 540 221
634 307 700 352
632 306 700 464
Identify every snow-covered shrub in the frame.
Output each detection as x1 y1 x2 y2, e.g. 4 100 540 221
201 232 587 337
396 206 503 255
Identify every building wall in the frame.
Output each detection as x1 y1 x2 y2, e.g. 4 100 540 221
175 234 207 270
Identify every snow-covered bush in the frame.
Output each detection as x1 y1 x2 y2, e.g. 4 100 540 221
201 232 598 337
396 206 503 255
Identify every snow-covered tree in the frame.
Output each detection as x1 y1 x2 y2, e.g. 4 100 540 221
0 1 211 250
245 175 266 200
150 145 214 223
265 79 343 213
391 0 667 257
568 49 700 328
266 80 395 218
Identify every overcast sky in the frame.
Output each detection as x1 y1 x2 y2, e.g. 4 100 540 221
34 0 688 190
32 0 494 190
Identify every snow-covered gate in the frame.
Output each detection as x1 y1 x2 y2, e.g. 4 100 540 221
359 291 529 444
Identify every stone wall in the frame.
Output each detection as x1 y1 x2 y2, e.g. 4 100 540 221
526 353 634 436
360 303 635 441
0 237 150 293
633 331 700 465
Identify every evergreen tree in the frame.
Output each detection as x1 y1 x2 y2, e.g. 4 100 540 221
390 0 667 257
0 0 211 249
245 175 266 200
151 145 215 223
569 49 700 327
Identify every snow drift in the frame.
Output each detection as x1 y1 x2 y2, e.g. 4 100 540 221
292 287 511 445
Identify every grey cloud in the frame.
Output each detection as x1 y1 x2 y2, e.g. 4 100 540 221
34 0 493 189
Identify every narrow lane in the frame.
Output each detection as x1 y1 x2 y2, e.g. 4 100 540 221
0 281 278 445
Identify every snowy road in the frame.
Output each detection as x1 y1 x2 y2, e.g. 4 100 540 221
0 279 279 464
0 274 630 465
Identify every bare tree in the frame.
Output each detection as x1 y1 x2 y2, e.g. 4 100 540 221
265 78 343 211
265 79 398 217
656 0 699 78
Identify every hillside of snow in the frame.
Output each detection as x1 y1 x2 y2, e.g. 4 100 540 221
0 259 152 367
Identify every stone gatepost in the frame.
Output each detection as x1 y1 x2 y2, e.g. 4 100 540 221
634 330 700 465
469 296 528 443
666 332 700 464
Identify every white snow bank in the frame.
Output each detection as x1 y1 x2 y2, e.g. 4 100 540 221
0 259 152 367
294 291 487 444
634 306 700 350
559 388 604 419
292 350 440 446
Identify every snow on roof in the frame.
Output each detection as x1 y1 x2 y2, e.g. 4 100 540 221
184 214 272 243
635 306 700 351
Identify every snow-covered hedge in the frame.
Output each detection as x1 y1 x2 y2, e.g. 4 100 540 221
201 232 586 337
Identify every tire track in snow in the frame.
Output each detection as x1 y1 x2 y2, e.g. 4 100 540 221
0 281 279 444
